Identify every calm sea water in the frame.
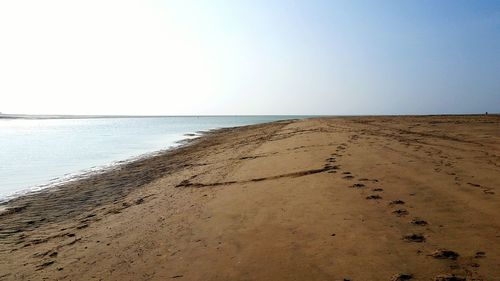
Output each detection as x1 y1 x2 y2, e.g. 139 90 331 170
0 116 305 200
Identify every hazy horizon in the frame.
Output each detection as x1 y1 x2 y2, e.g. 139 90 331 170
1 1 499 116
1 113 499 118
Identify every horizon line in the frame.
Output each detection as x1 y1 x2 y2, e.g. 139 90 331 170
0 112 497 120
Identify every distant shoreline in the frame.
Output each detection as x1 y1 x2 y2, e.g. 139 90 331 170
0 114 319 120
0 113 497 120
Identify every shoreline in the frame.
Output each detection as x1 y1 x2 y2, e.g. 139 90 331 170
0 119 294 226
0 114 315 120
0 131 204 205
0 125 221 205
0 117 299 203
0 116 499 280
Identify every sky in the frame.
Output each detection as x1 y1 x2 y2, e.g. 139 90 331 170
0 0 498 115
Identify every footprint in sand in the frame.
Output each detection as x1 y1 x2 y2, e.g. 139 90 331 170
366 195 382 200
467 182 495 194
350 183 365 188
429 249 459 260
388 200 405 205
474 251 486 258
432 274 465 281
410 218 428 226
392 209 409 216
341 172 354 180
391 273 413 281
325 164 340 170
403 234 425 243
372 188 384 192
359 178 379 183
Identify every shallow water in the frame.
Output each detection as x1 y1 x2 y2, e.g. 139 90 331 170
0 116 305 200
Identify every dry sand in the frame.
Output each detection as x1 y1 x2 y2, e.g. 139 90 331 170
0 116 499 281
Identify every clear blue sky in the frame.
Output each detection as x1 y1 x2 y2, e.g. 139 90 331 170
0 0 498 115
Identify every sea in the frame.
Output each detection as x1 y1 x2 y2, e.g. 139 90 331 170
0 116 307 201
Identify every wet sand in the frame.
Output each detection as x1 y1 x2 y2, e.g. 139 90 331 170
1 116 499 280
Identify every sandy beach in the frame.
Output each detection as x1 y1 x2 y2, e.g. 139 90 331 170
0 115 499 281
